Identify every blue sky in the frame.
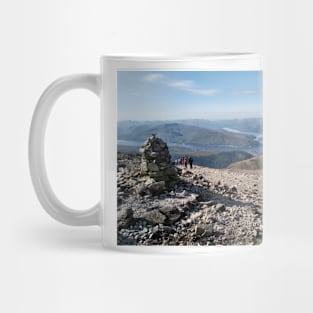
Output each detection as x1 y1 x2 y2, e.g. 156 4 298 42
117 71 262 121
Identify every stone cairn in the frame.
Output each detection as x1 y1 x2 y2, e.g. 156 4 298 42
139 134 179 186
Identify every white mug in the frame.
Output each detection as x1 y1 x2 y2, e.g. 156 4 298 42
29 53 263 252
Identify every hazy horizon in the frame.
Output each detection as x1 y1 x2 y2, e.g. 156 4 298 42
118 116 262 122
117 71 262 121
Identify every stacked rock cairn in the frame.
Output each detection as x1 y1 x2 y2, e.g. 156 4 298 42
139 134 179 187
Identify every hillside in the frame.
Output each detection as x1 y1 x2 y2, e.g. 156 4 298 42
118 122 258 147
118 145 255 169
188 150 254 169
227 156 262 170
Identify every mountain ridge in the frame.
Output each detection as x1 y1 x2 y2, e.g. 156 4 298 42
118 121 259 147
227 156 262 170
118 117 262 133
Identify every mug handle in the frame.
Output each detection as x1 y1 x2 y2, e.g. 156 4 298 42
29 74 101 226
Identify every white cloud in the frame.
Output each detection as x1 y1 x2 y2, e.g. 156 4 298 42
167 79 218 96
242 89 257 94
143 73 218 96
167 80 194 88
143 73 165 82
234 89 257 95
187 88 219 96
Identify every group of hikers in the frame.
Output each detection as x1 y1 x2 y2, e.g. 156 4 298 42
175 156 194 169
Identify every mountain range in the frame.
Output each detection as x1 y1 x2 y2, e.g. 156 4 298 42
118 117 262 133
118 118 262 147
118 118 262 169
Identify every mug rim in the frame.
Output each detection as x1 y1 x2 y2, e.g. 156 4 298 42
101 52 260 61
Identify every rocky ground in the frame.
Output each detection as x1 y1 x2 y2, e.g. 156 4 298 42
117 152 262 246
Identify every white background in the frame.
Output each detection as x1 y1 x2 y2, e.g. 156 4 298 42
1 0 313 312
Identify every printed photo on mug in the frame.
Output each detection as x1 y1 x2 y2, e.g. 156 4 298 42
117 70 262 246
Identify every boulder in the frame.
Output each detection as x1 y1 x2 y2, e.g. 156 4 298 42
117 208 134 230
147 181 166 196
215 203 226 212
135 183 148 196
142 210 167 225
194 224 214 237
159 205 182 224
195 225 205 236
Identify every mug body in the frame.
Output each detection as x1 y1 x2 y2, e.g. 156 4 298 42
100 54 263 252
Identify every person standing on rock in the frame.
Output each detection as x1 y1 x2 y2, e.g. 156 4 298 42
184 156 188 168
188 156 193 169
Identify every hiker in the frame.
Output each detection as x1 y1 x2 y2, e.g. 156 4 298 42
184 156 188 168
188 156 193 169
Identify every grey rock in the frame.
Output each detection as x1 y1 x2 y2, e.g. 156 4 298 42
230 185 238 193
195 224 214 237
141 210 166 225
135 183 148 196
203 224 214 236
160 225 173 233
118 233 136 245
117 208 134 230
117 197 123 205
215 203 226 211
145 178 156 185
147 181 166 196
200 200 216 207
140 162 148 172
159 205 182 224
185 200 198 210
148 163 159 172
195 225 205 236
